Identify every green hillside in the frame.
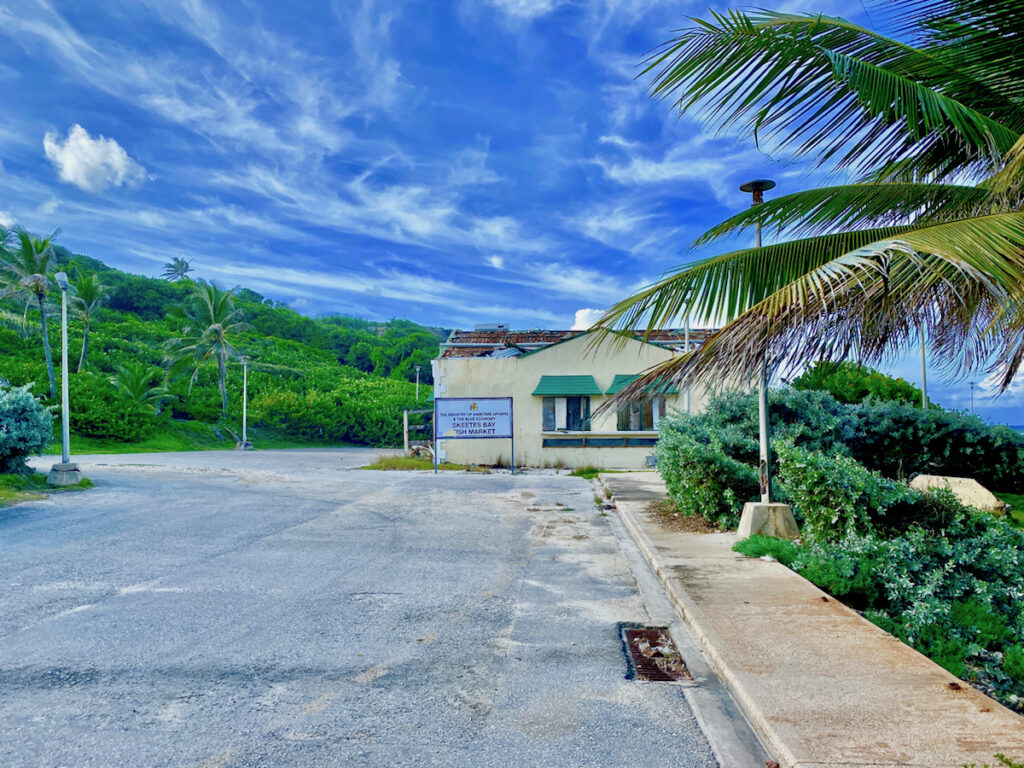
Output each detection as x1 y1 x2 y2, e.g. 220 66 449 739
0 243 444 451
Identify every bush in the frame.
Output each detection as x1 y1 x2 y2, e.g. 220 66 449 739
1004 645 1024 684
66 372 156 442
0 383 53 473
776 441 969 542
793 361 923 406
656 418 759 528
847 400 1024 492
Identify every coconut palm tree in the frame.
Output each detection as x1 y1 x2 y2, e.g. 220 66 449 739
165 281 247 417
161 257 193 282
596 0 1024 401
110 361 170 414
71 271 109 372
0 229 59 398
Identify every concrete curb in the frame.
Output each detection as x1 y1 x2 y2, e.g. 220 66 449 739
606 484 799 767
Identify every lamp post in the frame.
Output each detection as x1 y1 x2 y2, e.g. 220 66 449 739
734 180 798 540
237 355 252 450
684 318 691 414
739 179 776 504
970 381 975 415
48 271 82 486
415 364 422 401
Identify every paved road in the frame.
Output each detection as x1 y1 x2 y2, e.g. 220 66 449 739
3 449 719 767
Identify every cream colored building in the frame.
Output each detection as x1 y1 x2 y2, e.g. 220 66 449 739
431 327 711 469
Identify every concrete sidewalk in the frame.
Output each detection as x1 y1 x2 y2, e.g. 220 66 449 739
600 472 1024 768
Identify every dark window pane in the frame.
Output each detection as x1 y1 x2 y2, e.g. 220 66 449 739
617 407 628 431
567 396 582 431
582 397 591 431
642 400 654 430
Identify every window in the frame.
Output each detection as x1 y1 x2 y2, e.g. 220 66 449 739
616 398 665 431
542 396 591 431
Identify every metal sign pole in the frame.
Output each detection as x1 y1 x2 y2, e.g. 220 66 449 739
510 398 515 475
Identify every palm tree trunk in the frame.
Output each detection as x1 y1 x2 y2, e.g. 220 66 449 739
77 321 90 373
37 293 56 399
218 355 228 417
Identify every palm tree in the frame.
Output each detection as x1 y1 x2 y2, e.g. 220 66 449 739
71 272 109 372
597 0 1024 401
165 282 247 417
0 229 59 398
161 257 193 282
110 362 170 414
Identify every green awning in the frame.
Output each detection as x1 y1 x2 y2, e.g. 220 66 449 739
605 374 679 395
532 375 603 396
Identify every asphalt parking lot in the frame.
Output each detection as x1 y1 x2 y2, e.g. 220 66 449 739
2 449 721 767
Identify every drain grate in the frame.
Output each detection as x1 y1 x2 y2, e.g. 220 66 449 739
619 623 692 682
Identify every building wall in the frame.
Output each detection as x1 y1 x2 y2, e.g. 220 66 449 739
432 334 711 469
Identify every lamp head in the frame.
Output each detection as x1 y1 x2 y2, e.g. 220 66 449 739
54 271 70 291
739 179 776 205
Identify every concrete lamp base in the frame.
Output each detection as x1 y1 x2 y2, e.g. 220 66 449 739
235 441 253 451
737 502 799 541
48 462 83 487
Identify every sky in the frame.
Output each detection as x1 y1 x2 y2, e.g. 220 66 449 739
0 0 1019 424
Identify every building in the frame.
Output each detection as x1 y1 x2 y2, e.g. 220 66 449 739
431 326 712 469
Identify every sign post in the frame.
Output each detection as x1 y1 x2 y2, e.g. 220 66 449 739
433 397 515 474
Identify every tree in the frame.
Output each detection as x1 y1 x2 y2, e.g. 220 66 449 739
165 282 246 417
110 361 169 414
597 1 1024 402
0 229 59 398
161 257 193 282
792 362 924 406
71 272 109 372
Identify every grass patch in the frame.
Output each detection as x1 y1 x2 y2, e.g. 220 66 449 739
999 493 1024 528
732 534 799 567
0 472 94 507
362 455 490 473
45 420 350 455
569 466 601 480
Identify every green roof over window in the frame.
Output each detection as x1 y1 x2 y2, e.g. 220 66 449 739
605 374 679 395
532 375 603 396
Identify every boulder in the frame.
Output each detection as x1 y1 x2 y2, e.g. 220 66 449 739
909 474 1005 513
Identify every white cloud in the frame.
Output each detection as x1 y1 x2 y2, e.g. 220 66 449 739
43 124 146 193
487 255 504 269
449 142 502 185
572 307 604 330
0 210 13 228
488 0 567 18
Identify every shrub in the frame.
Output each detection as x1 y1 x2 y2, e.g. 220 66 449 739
66 372 156 442
0 383 53 473
776 442 969 541
249 389 353 442
656 419 759 528
1004 645 1024 684
793 361 923 406
792 545 882 609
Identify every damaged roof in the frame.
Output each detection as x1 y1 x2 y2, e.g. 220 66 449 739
439 328 713 358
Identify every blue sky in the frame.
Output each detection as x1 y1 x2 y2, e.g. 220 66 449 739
0 0 1019 424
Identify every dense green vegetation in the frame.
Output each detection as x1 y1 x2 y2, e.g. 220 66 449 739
656 377 1024 711
0 235 445 452
792 361 924 406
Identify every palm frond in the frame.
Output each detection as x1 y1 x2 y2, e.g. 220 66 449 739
644 10 1021 178
694 182 992 244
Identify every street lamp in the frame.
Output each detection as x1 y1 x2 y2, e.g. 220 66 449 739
47 271 82 486
236 355 252 450
739 179 776 504
735 180 797 540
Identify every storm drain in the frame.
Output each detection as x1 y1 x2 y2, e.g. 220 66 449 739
619 623 692 682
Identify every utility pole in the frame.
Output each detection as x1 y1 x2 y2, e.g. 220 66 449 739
920 333 928 409
970 381 975 415
415 364 422 401
237 356 252 450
